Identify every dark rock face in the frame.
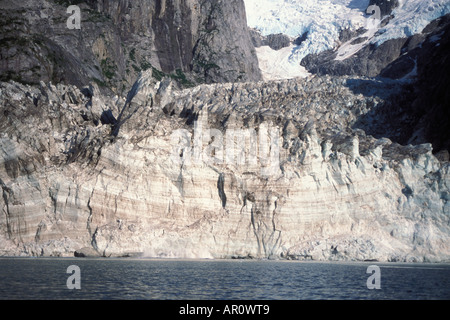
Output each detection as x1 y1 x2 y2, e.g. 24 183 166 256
293 32 309 46
301 37 408 77
190 0 262 84
264 34 291 50
352 15 450 154
98 0 262 84
391 15 450 153
0 1 115 91
147 0 196 73
250 29 292 50
0 0 261 94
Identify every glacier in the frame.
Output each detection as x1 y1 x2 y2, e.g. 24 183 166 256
1 0 449 262
374 0 450 45
244 0 450 79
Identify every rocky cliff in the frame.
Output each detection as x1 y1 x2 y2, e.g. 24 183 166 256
0 0 261 95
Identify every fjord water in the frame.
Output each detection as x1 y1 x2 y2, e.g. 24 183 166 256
0 258 449 300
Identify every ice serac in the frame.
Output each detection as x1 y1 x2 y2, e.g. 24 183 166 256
1 74 449 262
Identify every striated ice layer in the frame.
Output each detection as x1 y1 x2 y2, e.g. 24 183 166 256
1 76 449 262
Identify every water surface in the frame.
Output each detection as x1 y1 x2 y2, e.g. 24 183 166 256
0 258 449 300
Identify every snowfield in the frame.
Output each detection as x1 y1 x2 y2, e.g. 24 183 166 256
244 0 450 80
255 45 311 80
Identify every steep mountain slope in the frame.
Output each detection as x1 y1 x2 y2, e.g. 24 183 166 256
353 14 450 154
0 0 261 95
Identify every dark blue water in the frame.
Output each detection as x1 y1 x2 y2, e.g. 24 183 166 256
0 258 449 300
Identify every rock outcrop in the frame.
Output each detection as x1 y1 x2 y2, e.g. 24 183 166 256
0 0 261 95
1 73 449 262
250 29 292 51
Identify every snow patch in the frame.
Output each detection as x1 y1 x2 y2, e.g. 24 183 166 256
256 45 311 80
335 25 378 61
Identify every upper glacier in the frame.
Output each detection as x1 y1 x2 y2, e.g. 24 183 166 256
244 0 450 79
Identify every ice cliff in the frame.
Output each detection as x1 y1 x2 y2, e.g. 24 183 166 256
1 74 449 262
